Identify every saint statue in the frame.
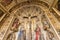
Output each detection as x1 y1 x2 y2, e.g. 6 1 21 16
35 26 41 40
17 26 26 40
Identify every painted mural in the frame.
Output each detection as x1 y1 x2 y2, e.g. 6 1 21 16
1 0 13 6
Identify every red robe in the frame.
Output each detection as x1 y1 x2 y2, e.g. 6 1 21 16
36 27 41 40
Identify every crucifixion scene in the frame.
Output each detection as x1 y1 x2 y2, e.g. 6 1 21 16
0 0 60 40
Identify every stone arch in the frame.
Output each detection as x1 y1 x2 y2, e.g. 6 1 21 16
9 0 49 13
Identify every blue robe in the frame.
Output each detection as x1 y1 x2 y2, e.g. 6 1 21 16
17 30 23 40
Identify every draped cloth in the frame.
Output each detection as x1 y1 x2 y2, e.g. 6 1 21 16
17 27 25 40
17 30 23 40
35 27 41 40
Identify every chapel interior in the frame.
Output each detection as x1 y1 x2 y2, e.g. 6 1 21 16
0 0 60 40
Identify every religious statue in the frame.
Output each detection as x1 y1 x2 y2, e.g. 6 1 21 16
17 26 26 40
35 26 41 40
10 18 20 32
